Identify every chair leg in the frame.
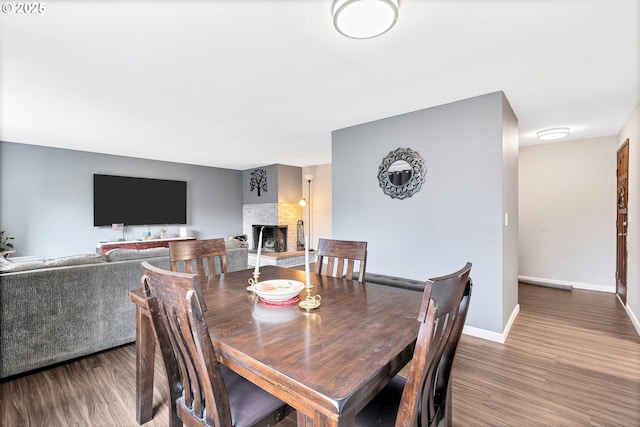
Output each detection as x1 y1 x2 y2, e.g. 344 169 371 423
169 390 182 427
444 381 452 427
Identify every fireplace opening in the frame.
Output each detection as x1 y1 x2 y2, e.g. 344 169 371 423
252 225 287 253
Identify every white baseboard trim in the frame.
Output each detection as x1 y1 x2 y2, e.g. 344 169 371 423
463 303 520 344
572 282 615 293
518 275 615 293
618 295 640 336
628 308 640 336
503 303 520 340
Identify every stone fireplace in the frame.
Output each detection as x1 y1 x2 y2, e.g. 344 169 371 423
243 202 302 253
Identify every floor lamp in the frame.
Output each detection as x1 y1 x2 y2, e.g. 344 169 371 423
299 174 315 250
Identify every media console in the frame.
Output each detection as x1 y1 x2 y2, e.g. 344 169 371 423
96 237 195 254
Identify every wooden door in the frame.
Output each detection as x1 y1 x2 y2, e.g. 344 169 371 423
616 139 629 304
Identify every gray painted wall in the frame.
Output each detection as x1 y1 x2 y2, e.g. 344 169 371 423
0 141 243 258
243 164 277 204
242 164 303 204
501 95 520 328
331 92 518 334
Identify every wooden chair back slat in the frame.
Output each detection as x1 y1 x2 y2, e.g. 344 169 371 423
169 239 228 310
395 262 473 427
169 238 228 278
141 262 232 427
315 238 367 282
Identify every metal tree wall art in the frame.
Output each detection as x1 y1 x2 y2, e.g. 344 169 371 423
249 168 268 196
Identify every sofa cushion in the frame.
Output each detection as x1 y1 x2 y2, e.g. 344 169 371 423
42 253 108 268
1 253 112 273
226 236 248 249
225 239 245 249
106 247 170 262
0 258 46 273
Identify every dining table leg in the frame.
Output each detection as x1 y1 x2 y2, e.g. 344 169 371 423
135 304 156 424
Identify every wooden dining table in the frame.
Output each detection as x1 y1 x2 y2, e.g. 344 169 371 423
128 265 422 427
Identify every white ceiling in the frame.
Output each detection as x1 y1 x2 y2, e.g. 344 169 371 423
1 0 638 170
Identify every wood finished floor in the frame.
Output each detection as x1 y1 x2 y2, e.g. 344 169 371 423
1 283 638 426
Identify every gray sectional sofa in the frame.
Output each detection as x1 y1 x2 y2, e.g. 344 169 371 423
0 246 248 379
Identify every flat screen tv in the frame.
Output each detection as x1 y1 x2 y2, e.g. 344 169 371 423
93 174 187 226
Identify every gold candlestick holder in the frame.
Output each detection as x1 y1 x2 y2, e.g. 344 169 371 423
299 290 321 311
247 271 260 292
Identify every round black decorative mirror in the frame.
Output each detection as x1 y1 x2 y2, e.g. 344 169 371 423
377 147 427 199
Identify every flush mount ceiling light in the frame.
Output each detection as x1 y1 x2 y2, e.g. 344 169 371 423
333 0 399 39
536 127 570 140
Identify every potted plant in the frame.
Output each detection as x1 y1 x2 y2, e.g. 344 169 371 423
1 231 15 258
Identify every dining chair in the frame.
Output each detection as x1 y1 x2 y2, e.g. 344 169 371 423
315 238 368 282
141 261 292 427
169 238 228 281
354 262 473 427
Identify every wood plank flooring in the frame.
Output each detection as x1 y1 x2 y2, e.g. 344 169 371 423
452 284 640 426
1 283 638 426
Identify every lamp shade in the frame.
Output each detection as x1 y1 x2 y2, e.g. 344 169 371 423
536 127 570 140
333 0 399 39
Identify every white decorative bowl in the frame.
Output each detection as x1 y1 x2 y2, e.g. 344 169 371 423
252 280 304 302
